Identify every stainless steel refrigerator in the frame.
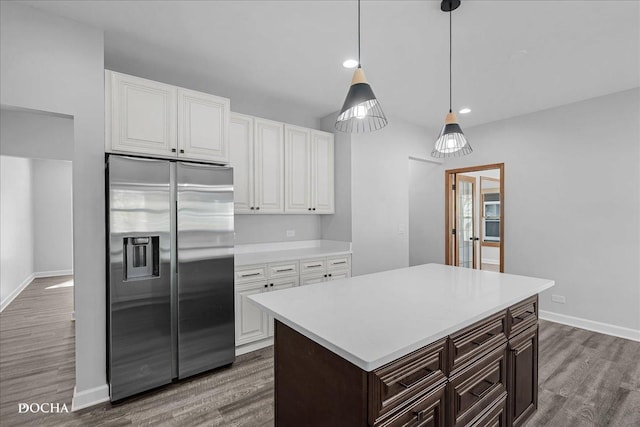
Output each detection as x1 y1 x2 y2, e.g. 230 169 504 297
106 155 234 401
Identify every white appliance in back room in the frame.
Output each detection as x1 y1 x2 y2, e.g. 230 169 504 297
106 155 235 401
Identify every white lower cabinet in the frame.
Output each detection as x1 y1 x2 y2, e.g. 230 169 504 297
235 254 351 352
235 281 269 346
299 255 352 286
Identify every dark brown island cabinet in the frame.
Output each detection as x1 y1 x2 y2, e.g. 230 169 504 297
274 295 539 427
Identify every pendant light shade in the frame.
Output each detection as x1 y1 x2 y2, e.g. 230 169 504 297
432 0 472 158
431 111 472 157
335 0 388 133
335 68 388 133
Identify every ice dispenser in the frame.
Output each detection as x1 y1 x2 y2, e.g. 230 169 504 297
124 236 160 280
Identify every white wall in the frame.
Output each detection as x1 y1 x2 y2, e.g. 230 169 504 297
1 1 107 407
0 108 74 161
350 117 435 276
32 159 73 274
0 156 34 310
429 89 640 332
409 158 444 266
235 215 321 244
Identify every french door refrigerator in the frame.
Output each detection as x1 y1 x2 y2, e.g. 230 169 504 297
106 155 234 401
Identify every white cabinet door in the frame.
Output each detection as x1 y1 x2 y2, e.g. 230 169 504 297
284 125 312 213
177 88 230 164
267 277 299 336
235 282 269 345
229 113 254 214
254 118 284 213
107 70 177 157
311 130 335 214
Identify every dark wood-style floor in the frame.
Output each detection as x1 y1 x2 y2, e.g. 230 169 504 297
1 276 638 426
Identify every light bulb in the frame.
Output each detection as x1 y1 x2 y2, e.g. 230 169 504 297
355 105 368 119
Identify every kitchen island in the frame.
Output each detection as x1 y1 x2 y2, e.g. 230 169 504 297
249 263 554 426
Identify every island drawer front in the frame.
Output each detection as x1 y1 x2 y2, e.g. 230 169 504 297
235 264 267 284
447 343 508 427
507 296 537 338
300 258 326 274
268 260 299 279
327 255 351 272
447 310 507 374
469 393 507 427
369 338 447 424
374 381 446 427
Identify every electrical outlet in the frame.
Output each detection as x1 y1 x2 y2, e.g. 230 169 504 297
286 229 295 238
551 294 566 304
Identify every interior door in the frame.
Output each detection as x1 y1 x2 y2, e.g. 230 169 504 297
455 175 477 269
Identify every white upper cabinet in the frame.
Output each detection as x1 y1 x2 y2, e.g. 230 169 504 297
228 111 333 215
311 130 335 214
284 125 312 213
107 70 177 157
177 88 230 163
230 115 285 214
229 113 254 214
253 118 285 213
106 70 230 164
283 126 334 214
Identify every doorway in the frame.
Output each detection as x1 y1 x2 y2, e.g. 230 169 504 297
445 163 504 272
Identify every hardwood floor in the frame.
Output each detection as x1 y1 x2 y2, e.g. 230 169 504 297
1 276 638 426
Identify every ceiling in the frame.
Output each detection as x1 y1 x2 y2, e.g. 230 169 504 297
19 0 640 129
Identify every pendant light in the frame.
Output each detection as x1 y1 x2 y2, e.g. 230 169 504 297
431 0 472 158
335 0 388 133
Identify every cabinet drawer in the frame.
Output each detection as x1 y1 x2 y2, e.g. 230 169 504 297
300 274 326 286
369 339 446 424
375 381 446 427
235 265 267 284
268 261 299 279
470 393 507 427
507 296 537 338
300 258 326 274
447 311 507 374
447 343 507 427
327 255 351 272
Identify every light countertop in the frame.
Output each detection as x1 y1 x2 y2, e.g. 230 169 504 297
249 263 554 371
235 240 351 266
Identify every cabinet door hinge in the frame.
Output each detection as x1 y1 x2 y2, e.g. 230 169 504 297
452 184 456 191
452 228 456 235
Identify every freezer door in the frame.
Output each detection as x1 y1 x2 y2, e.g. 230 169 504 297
177 163 235 378
107 156 173 401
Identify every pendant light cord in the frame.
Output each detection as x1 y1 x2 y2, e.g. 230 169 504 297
358 0 361 68
449 4 452 113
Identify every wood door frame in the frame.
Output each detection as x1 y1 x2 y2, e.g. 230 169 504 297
445 163 505 272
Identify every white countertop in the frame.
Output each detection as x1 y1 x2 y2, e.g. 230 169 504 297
249 263 554 371
235 240 351 266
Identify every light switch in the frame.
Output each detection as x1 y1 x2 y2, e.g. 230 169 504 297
286 230 296 238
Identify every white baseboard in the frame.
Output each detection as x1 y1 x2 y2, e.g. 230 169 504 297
539 310 640 342
0 273 35 312
71 384 110 412
482 259 499 265
235 338 273 356
34 269 73 278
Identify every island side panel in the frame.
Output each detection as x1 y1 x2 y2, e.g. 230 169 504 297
274 321 368 426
